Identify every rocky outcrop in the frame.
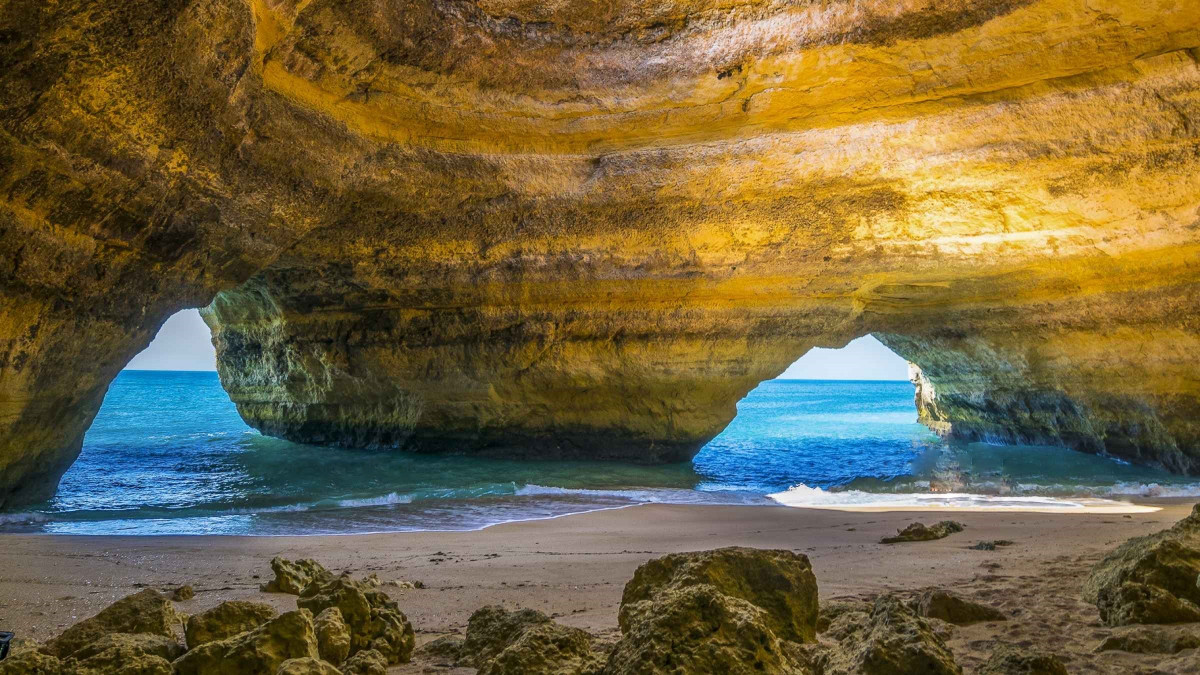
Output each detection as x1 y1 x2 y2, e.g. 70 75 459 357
606 547 818 674
185 600 279 648
818 595 961 675
296 574 415 664
1095 625 1200 654
4 0 1200 504
455 606 603 675
41 590 179 659
977 644 1067 675
262 558 333 595
275 657 342 675
339 649 388 675
881 521 965 544
173 609 320 675
1082 503 1200 625
312 607 351 665
913 590 1007 625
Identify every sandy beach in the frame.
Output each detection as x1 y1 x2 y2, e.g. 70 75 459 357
0 500 1197 673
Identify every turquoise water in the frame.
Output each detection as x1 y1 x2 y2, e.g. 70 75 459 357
1 371 1196 535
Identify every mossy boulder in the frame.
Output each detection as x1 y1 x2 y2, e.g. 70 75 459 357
173 609 319 675
977 644 1067 675
913 589 1006 625
818 595 961 675
275 657 342 674
456 606 602 675
261 558 333 595
339 648 388 675
41 590 179 659
0 650 64 675
881 521 965 544
313 607 351 665
1095 625 1200 654
296 575 414 664
618 547 818 643
1082 503 1200 625
186 600 279 648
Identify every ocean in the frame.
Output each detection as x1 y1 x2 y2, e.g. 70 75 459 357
1 371 1196 535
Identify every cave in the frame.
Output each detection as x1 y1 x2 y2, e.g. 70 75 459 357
2 0 1200 510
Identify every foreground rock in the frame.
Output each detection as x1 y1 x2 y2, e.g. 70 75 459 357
186 600 279 648
69 633 185 667
977 644 1067 675
262 558 334 595
296 574 415 664
914 589 1007 625
607 547 818 674
339 649 389 675
173 609 319 675
275 657 342 675
881 522 965 544
313 607 351 665
1095 625 1200 654
816 599 873 633
41 590 179 659
455 606 603 675
818 595 961 675
1082 503 1200 625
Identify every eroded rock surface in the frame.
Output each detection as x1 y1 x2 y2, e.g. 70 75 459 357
186 600 279 649
914 589 1007 625
313 607 351 665
1083 503 1200 625
3 0 1200 504
977 644 1068 675
173 609 320 675
296 574 415 664
1095 625 1200 654
41 590 179 659
262 558 333 596
607 547 818 674
818 595 961 675
881 521 965 544
456 606 603 675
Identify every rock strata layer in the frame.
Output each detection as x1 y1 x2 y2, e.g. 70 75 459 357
3 0 1200 503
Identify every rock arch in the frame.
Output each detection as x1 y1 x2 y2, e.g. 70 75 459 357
2 0 1200 506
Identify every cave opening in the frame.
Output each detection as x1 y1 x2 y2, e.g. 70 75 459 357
691 335 932 496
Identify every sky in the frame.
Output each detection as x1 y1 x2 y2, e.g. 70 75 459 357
124 309 217 371
125 311 910 380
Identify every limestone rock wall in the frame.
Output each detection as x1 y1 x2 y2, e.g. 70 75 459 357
3 0 1200 504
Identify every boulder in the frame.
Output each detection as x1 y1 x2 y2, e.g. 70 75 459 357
881 521 965 544
185 600 279 648
41 590 179 658
618 547 818 643
0 650 64 675
68 633 184 663
339 648 388 675
817 599 872 633
456 606 602 675
459 606 551 667
977 644 1067 675
172 585 195 601
275 657 342 674
296 575 414 664
173 609 319 675
70 648 173 675
818 595 961 675
606 584 810 675
261 558 333 595
313 607 351 665
1083 503 1200 625
1095 625 1200 654
419 635 464 662
913 590 1006 625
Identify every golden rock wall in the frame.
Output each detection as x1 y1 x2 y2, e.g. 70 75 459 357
2 0 1199 504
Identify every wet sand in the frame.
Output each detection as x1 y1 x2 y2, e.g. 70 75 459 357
0 500 1196 673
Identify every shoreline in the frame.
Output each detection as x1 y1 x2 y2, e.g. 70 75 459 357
0 499 1196 672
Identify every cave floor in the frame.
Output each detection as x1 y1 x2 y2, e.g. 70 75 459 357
0 501 1196 673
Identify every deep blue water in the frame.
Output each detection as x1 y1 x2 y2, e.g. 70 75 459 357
1 371 1195 535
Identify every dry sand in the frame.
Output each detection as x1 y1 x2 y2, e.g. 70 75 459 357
1 500 1197 673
